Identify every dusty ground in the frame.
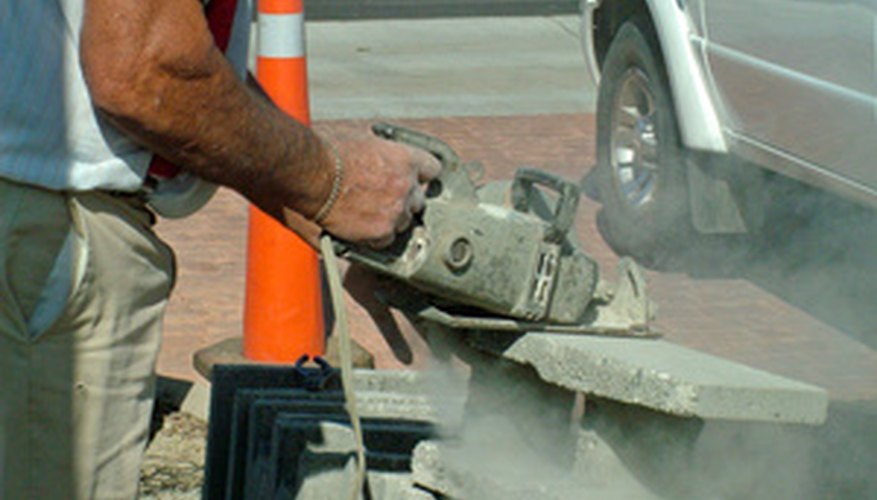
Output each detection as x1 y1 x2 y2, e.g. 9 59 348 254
140 411 208 499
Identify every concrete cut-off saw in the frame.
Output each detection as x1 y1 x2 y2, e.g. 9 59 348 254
333 124 656 338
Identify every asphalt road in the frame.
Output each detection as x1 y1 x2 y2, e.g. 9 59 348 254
305 16 596 119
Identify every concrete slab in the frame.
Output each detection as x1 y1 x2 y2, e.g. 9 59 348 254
471 334 829 424
305 16 595 119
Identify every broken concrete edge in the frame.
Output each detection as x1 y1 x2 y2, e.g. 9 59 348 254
469 332 829 425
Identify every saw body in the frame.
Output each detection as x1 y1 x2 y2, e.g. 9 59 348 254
342 124 600 325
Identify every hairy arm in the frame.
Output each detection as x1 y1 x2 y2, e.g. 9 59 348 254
80 0 438 247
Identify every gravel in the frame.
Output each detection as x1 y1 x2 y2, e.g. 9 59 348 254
139 411 208 499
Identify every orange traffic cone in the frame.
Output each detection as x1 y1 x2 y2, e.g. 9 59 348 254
243 0 324 361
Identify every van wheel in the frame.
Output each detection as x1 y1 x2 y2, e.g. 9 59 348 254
595 20 692 266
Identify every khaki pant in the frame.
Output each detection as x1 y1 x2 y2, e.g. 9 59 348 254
0 178 175 499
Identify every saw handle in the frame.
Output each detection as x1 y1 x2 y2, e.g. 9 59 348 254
330 124 473 259
371 122 479 204
372 122 460 166
511 167 580 244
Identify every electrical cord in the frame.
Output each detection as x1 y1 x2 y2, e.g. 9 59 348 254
319 234 367 500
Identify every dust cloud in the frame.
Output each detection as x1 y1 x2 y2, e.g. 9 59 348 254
410 169 877 499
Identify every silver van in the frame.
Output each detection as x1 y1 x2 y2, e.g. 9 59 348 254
579 0 877 258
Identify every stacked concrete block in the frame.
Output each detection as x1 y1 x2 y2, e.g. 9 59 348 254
286 422 436 500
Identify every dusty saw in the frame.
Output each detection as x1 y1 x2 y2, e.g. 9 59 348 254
335 124 654 336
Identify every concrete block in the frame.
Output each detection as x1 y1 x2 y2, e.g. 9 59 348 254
284 450 357 500
353 369 468 427
368 472 436 500
294 463 433 500
351 369 429 393
289 422 436 500
472 334 828 424
573 429 648 492
356 391 447 423
412 440 575 500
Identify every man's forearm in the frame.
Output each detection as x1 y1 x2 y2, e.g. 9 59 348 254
80 0 333 220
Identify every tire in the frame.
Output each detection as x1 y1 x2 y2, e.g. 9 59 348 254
594 19 692 265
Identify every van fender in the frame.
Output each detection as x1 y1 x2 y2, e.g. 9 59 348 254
582 0 727 153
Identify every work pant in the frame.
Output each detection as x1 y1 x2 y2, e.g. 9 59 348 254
0 178 175 499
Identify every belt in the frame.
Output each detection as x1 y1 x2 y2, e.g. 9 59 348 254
105 175 158 202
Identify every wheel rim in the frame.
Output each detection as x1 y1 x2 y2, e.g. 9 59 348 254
610 68 659 210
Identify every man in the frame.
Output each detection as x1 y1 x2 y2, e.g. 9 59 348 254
0 0 439 498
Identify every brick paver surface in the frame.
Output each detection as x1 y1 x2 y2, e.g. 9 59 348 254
156 114 877 402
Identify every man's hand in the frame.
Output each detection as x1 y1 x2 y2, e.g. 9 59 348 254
320 137 441 248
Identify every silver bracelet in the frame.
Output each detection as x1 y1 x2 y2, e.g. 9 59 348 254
313 142 344 224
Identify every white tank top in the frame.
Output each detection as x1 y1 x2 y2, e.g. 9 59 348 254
0 0 252 195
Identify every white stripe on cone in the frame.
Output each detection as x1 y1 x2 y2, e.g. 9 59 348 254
258 13 305 58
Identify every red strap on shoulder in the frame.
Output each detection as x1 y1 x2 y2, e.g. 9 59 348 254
147 0 240 179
